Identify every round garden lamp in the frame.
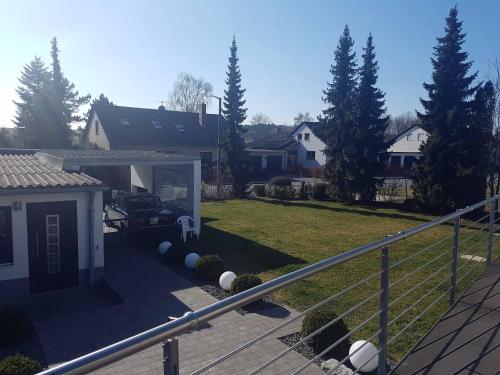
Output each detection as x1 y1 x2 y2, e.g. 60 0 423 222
185 253 200 269
158 241 172 255
219 271 237 291
349 340 378 372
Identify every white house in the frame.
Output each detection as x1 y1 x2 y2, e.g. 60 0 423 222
386 125 428 171
0 153 105 302
0 149 201 302
289 122 327 169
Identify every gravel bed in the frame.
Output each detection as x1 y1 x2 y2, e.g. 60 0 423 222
278 332 320 365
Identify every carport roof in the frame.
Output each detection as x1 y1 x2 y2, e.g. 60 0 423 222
0 154 105 192
36 150 200 169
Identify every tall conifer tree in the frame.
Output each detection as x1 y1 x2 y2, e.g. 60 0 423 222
355 33 390 202
414 7 487 212
322 26 358 202
222 37 248 196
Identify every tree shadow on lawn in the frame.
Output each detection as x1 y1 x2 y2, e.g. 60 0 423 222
189 218 306 275
253 198 433 224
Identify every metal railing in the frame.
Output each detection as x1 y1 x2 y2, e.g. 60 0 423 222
38 195 500 375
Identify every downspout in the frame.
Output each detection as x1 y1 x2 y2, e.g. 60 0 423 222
88 191 95 287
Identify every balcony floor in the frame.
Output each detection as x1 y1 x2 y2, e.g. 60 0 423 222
394 258 500 375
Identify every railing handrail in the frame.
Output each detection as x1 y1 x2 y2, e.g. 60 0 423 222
38 194 500 375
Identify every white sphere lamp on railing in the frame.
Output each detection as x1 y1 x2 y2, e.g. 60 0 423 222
349 340 378 372
219 271 237 291
185 253 200 269
158 241 172 255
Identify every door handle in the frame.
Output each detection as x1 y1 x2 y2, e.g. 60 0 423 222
35 232 39 259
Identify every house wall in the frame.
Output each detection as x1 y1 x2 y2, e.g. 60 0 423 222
247 150 287 171
387 126 428 153
0 190 104 301
294 125 327 168
84 112 111 150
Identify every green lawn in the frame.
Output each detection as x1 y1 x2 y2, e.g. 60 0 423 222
189 198 496 362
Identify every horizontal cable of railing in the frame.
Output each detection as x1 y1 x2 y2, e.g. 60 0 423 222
37 195 499 375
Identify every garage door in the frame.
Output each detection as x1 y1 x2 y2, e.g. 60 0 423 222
154 167 188 210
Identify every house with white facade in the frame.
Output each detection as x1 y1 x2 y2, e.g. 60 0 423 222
386 125 428 173
0 149 201 302
289 122 327 169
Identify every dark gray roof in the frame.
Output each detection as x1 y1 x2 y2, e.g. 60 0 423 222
89 104 219 149
247 130 296 150
0 154 104 191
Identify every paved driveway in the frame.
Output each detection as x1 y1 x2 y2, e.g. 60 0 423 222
34 245 323 374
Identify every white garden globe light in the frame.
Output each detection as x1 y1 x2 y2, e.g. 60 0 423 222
158 241 172 255
219 271 237 291
184 253 200 269
349 340 378 372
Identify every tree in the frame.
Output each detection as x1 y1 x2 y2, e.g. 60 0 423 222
48 38 90 147
487 60 500 208
293 112 313 126
414 7 487 212
250 113 273 125
355 33 390 202
13 57 52 148
321 25 358 202
0 129 14 148
168 72 213 112
85 93 114 120
222 37 248 196
387 111 419 136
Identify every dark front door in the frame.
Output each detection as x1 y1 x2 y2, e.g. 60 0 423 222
27 201 79 293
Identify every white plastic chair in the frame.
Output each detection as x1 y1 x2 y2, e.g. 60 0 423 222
177 215 199 242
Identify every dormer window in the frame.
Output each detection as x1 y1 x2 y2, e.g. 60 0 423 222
152 120 163 129
297 133 303 140
119 117 130 126
175 124 185 133
407 134 415 141
417 133 425 141
304 133 310 141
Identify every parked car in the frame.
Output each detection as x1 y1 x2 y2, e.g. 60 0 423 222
104 192 175 231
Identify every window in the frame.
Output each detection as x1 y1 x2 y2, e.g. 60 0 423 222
45 214 61 274
417 133 425 141
304 133 310 141
0 206 13 264
297 133 303 140
119 117 130 126
152 120 163 129
406 134 414 141
95 120 100 135
175 124 185 133
306 151 315 160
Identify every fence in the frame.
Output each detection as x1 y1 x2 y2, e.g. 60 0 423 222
38 195 500 375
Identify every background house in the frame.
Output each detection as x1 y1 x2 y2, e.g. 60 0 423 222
84 103 218 180
289 122 327 169
386 125 428 175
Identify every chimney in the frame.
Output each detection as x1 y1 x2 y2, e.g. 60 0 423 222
199 102 206 126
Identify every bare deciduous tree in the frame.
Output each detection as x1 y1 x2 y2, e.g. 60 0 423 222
487 59 500 204
386 111 419 136
168 72 213 112
249 112 273 125
293 112 313 126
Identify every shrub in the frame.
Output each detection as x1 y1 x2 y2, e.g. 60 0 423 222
163 245 187 265
196 255 225 281
311 183 328 200
251 184 266 198
268 176 292 187
298 182 311 200
230 274 263 295
301 306 350 360
0 306 32 347
0 355 42 375
266 185 296 200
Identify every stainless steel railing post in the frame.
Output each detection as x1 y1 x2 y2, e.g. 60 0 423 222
163 337 179 375
450 216 460 307
487 200 496 265
378 246 389 375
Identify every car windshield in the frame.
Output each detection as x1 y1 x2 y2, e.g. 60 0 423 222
124 196 162 211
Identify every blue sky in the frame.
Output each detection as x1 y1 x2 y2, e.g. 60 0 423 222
0 0 499 127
